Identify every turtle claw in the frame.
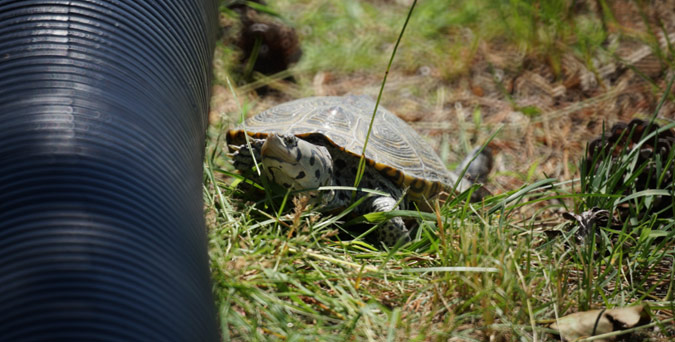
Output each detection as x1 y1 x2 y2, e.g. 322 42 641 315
368 195 411 246
228 139 265 171
376 217 411 247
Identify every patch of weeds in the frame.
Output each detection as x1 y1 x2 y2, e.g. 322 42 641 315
208 1 675 341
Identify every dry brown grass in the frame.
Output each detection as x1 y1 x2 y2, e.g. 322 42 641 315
208 0 675 340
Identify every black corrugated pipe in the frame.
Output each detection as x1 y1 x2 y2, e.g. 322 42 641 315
0 1 218 340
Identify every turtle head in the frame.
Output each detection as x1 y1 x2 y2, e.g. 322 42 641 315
261 134 334 194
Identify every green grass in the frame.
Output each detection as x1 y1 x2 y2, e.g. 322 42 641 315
209 0 674 340
233 0 611 79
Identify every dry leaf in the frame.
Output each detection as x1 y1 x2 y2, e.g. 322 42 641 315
549 305 649 341
603 305 650 330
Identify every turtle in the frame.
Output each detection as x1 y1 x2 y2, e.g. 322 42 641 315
226 95 492 246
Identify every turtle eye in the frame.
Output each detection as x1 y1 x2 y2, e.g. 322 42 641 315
283 135 296 146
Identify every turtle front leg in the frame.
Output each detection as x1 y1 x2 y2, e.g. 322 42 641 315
229 138 266 173
369 196 410 247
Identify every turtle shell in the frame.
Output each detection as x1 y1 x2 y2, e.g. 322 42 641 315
226 95 468 203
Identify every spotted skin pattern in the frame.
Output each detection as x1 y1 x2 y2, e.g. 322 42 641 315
231 134 410 245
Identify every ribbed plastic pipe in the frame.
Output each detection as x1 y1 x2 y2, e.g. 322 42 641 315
0 1 218 341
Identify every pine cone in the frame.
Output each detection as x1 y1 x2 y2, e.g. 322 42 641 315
233 3 302 77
